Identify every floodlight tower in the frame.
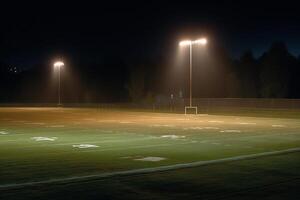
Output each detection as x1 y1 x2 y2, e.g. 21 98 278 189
54 61 64 106
179 38 207 114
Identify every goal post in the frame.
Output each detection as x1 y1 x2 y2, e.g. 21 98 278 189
185 106 198 115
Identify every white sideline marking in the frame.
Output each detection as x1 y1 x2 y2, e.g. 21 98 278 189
0 131 9 135
161 135 186 139
72 144 99 149
220 130 241 133
1 147 299 189
31 137 57 141
272 124 286 127
134 157 166 162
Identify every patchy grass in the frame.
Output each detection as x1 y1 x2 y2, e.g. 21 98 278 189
0 107 299 199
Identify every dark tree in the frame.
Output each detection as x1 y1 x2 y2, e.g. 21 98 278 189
259 42 297 98
127 65 146 103
237 51 259 97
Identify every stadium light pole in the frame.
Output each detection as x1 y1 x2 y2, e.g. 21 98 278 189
179 38 207 114
54 61 64 106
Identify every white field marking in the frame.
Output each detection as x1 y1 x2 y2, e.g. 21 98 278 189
72 144 99 149
161 135 186 139
212 142 221 145
120 155 142 159
237 122 257 125
198 114 209 116
1 147 300 189
83 118 95 121
29 135 153 146
0 133 26 138
97 120 118 123
1 118 12 121
191 140 198 143
0 139 21 142
31 137 57 142
52 136 158 146
208 120 224 123
199 140 208 143
119 121 135 124
47 125 65 128
272 124 286 127
0 134 154 149
81 142 196 153
121 156 132 159
150 124 175 128
24 122 46 125
13 120 28 123
183 127 203 130
220 130 242 133
134 157 166 162
0 131 9 135
203 127 220 130
176 118 189 121
102 130 114 133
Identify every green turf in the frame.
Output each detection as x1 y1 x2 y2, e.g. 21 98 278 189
0 107 299 199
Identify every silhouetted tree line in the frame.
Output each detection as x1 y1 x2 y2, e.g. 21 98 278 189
233 42 299 98
0 41 300 103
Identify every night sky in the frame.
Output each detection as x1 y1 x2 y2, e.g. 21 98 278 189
1 1 300 68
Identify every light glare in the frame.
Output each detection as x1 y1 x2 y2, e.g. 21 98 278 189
179 40 192 46
54 61 64 68
179 38 207 46
194 38 207 45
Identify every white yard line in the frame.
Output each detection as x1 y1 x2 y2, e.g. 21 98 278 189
0 147 299 189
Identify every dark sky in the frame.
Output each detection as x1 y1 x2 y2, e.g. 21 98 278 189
1 1 300 68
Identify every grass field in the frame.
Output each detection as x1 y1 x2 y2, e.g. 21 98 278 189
0 107 300 199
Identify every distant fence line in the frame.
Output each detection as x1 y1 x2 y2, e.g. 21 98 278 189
190 98 300 109
1 98 300 110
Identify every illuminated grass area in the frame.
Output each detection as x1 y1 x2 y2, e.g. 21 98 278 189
0 107 300 199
